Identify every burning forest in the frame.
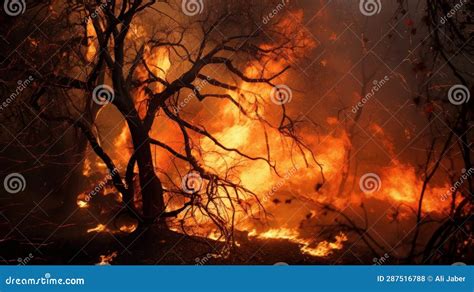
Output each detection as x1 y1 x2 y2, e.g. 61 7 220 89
0 0 472 265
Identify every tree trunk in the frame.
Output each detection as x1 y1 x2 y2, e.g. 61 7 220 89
126 114 165 222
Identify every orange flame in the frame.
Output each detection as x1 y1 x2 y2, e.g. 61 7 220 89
97 251 117 265
87 224 109 233
249 228 347 257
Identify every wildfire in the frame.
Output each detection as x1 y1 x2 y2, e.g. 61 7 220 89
301 233 348 257
375 159 450 212
77 5 455 260
249 228 348 257
249 228 299 240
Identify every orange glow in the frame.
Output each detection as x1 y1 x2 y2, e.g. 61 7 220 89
119 224 137 233
249 228 347 257
87 224 109 233
85 20 97 62
97 251 117 265
116 214 139 234
82 158 91 176
301 233 348 257
373 160 450 213
134 44 171 118
76 193 89 208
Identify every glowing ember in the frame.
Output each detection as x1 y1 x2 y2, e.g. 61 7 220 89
77 201 88 208
119 224 137 233
115 214 139 234
76 193 89 208
87 219 138 234
207 231 226 242
96 251 117 265
82 159 92 176
87 224 109 233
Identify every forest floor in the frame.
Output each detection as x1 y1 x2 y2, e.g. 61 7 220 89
0 196 357 265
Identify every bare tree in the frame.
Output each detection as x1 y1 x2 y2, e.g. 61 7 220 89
0 0 316 250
